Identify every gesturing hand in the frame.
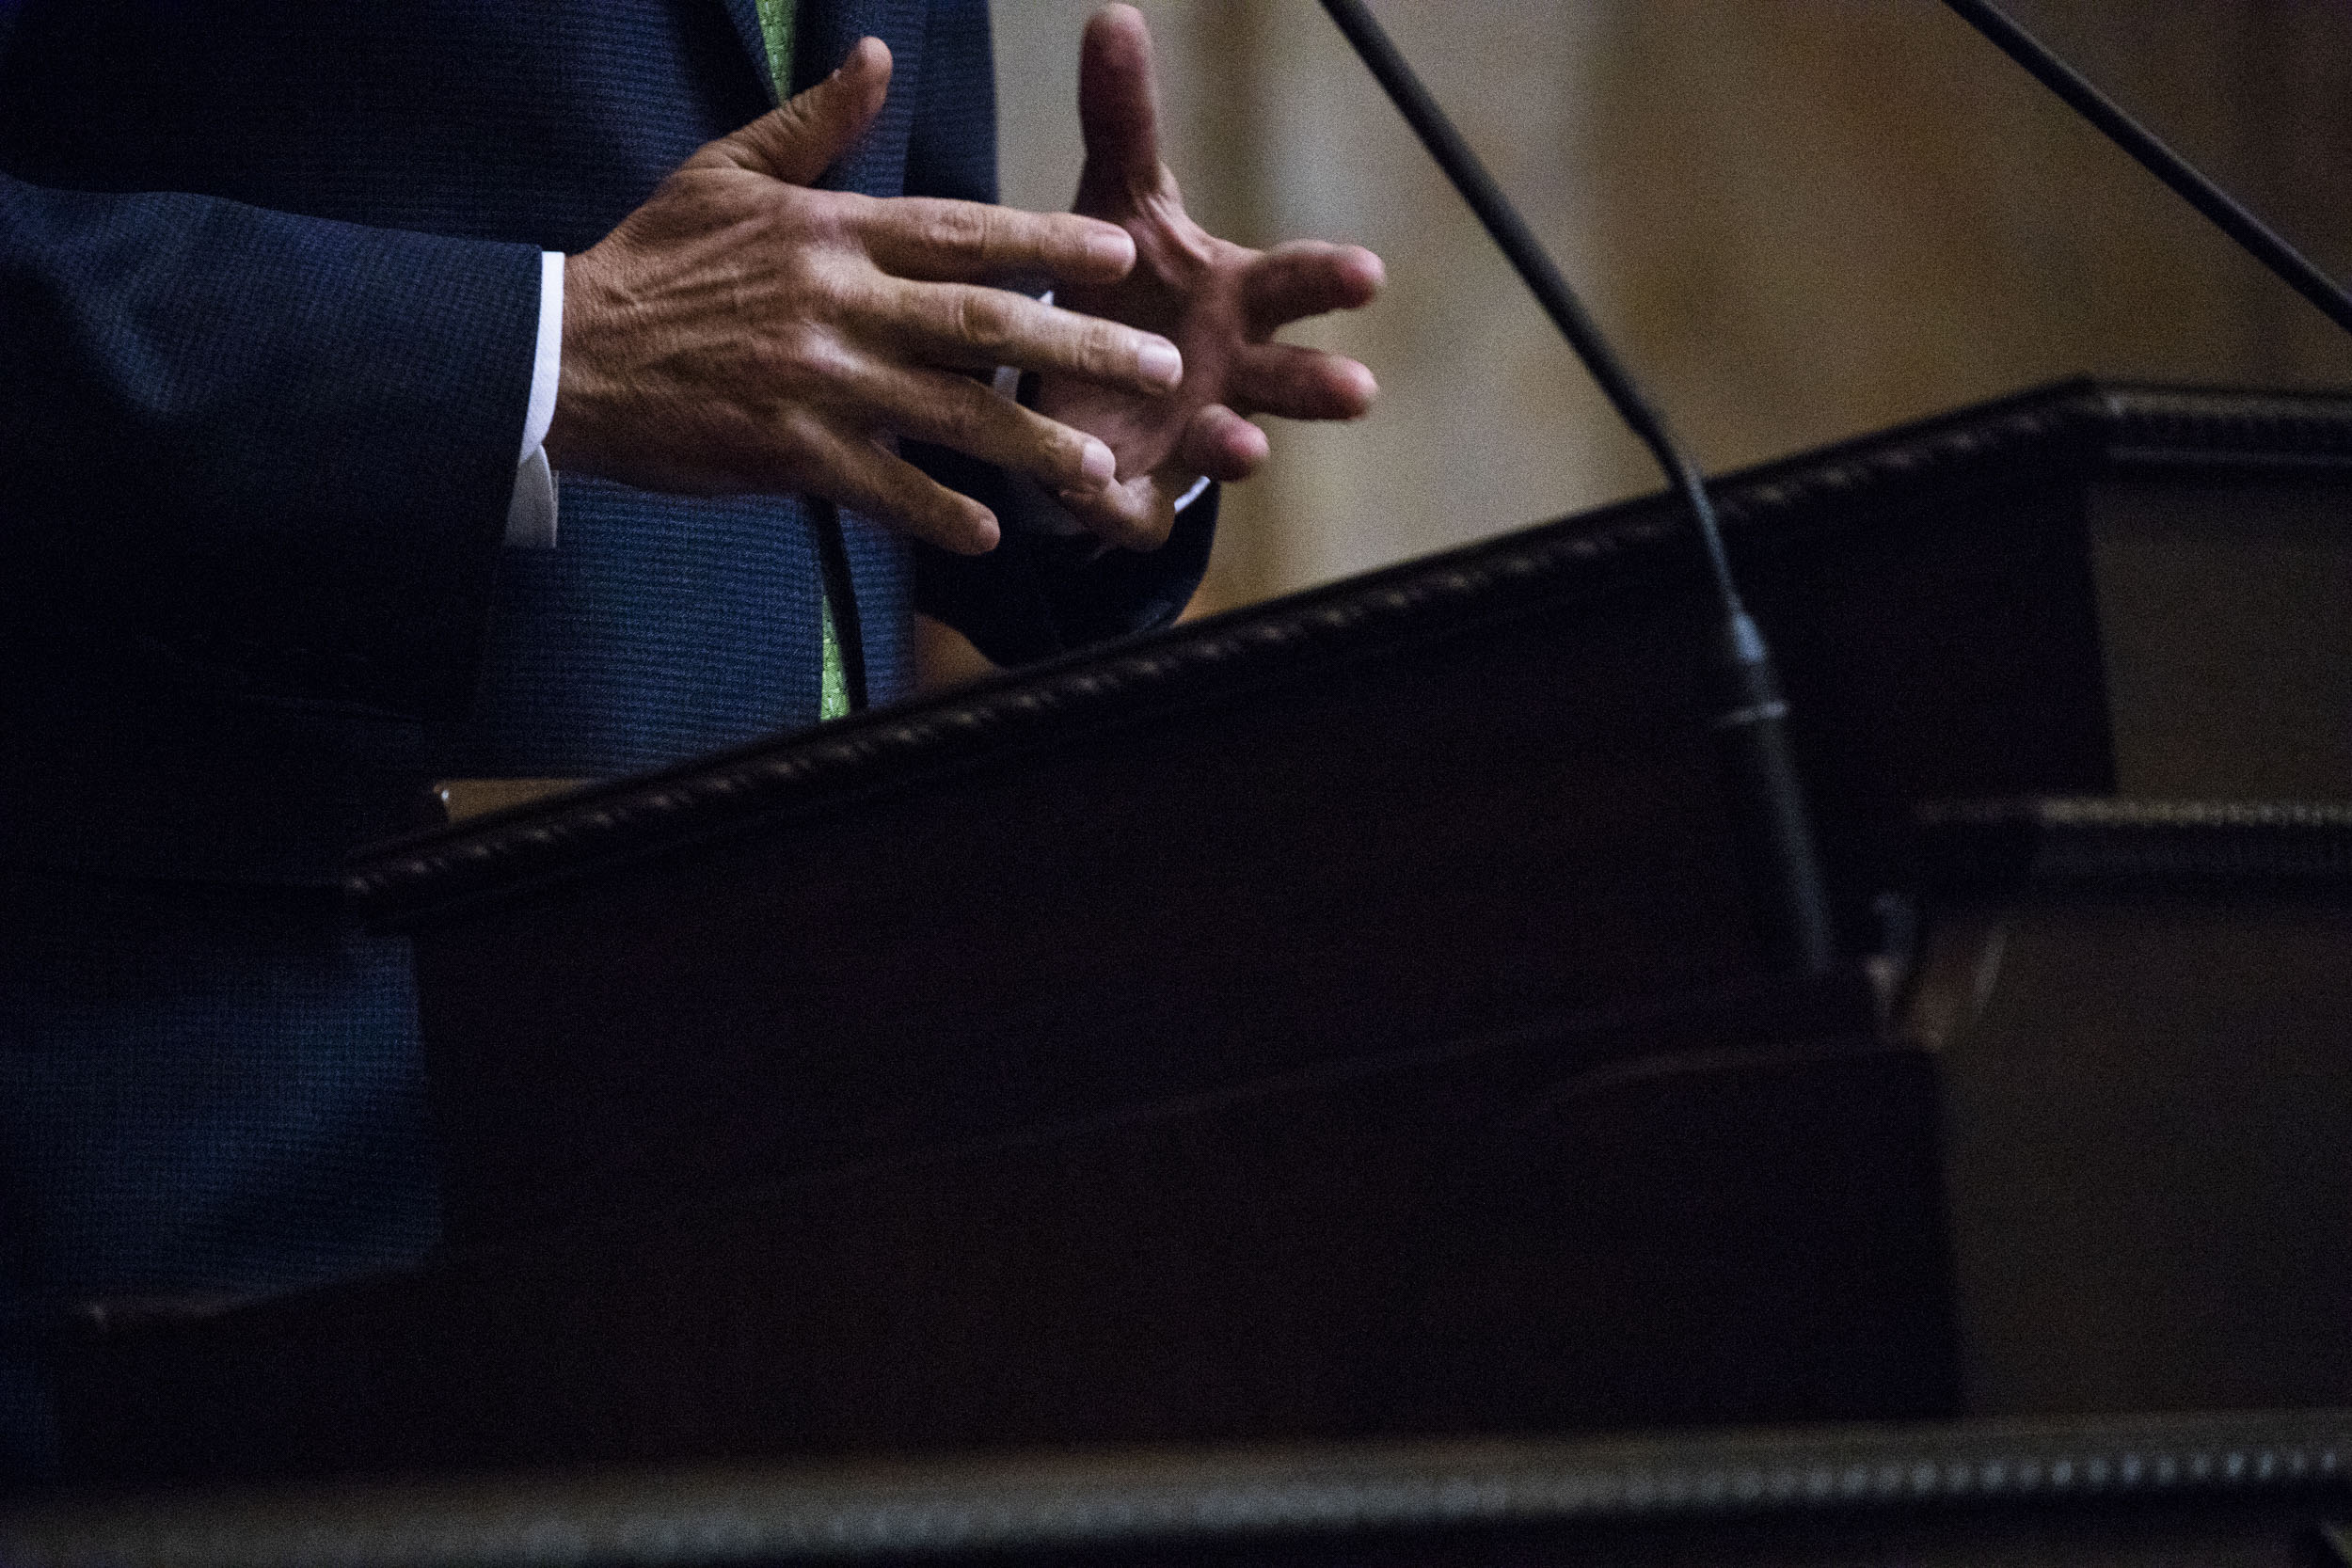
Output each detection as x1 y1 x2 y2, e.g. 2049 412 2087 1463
545 38 1184 554
1035 6 1385 547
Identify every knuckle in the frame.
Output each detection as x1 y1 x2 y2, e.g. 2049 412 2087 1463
785 255 856 320
828 190 878 231
804 329 862 383
950 289 1014 352
1043 422 1087 474
931 386 991 447
1084 319 1132 376
786 188 852 248
773 408 830 457
968 208 1022 267
764 323 854 390
929 200 989 254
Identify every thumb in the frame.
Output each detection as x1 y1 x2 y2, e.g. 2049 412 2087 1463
705 36 892 183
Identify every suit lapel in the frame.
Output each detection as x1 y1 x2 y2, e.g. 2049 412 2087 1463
717 0 778 103
789 0 926 194
720 0 925 104
787 0 922 95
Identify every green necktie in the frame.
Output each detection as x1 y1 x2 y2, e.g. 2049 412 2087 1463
756 0 852 722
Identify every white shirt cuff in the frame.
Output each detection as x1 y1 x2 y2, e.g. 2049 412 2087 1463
503 249 565 549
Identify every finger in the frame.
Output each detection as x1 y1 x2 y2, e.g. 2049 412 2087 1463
708 36 892 184
811 424 1001 554
1231 344 1378 422
1178 404 1268 483
1058 409 1263 549
871 279 1183 393
1240 241 1386 338
1077 6 1163 191
1066 469 1182 550
856 197 1135 286
860 364 1120 499
1077 450 1248 549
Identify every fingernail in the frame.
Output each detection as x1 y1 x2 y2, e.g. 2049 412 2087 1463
1138 339 1183 388
1080 438 1117 484
1086 230 1135 270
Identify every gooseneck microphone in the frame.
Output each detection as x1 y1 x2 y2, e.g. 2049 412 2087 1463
1939 0 2352 339
1314 0 1837 975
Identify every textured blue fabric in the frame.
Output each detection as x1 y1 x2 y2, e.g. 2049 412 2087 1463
0 870 433 1480
450 479 831 774
0 877 430 1295
0 0 1216 1482
0 0 1209 873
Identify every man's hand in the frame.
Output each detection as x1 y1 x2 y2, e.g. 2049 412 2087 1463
1035 5 1385 547
545 38 1186 555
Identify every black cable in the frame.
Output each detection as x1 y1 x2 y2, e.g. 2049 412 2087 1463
1314 0 1836 974
1313 0 1742 608
1940 0 2352 339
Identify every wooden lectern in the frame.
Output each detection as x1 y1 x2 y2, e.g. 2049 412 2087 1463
58 381 2352 1490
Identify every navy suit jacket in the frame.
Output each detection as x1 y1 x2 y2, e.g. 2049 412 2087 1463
0 3 1218 1478
0 0 1215 882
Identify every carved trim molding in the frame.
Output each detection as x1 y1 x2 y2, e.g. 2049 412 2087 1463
6 1409 2347 1565
349 380 2352 919
1918 797 2352 893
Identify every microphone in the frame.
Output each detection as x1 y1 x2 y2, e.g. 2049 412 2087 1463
1938 0 2352 339
1312 0 1838 975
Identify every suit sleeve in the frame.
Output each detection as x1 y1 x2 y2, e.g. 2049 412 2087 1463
0 170 541 717
898 0 1217 669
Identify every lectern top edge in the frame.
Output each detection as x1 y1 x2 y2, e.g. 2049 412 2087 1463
346 379 2352 923
14 1408 2351 1562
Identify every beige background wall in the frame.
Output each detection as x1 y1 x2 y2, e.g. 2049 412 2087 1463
990 0 2352 618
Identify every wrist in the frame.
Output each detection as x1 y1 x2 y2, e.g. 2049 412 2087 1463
542 251 614 474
